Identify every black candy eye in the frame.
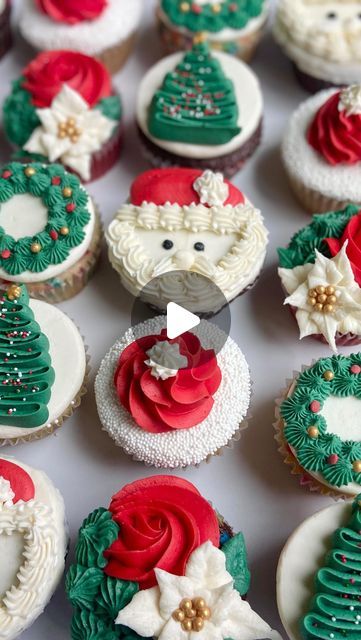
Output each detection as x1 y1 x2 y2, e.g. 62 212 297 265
162 239 173 250
326 12 337 19
194 242 205 252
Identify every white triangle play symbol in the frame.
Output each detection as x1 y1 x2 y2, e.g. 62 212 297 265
166 302 200 340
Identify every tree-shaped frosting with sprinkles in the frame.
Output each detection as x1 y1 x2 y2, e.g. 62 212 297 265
302 495 361 640
148 38 241 145
0 284 54 427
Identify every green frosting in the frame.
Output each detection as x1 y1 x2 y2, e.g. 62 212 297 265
148 41 241 145
302 495 361 639
281 353 361 488
222 532 250 597
161 0 265 33
0 162 90 275
0 284 54 428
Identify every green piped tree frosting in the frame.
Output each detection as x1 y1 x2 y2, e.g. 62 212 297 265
302 496 361 639
281 353 361 488
0 162 91 275
0 284 54 427
161 0 265 33
148 41 241 145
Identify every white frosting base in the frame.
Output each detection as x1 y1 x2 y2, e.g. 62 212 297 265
19 0 142 55
0 299 86 440
95 316 251 468
0 455 67 640
282 88 361 203
136 51 263 159
0 193 95 284
277 500 351 640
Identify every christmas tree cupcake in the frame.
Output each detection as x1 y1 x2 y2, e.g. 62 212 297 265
275 352 361 499
282 85 361 213
66 475 281 640
157 0 269 61
277 496 361 640
0 284 88 446
136 39 263 176
0 0 11 60
0 455 67 639
95 315 251 468
3 50 123 183
0 162 102 302
18 0 142 74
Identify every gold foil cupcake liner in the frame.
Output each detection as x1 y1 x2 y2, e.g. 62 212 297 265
286 171 356 215
98 30 138 75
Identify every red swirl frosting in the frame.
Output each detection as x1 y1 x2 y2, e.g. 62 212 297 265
114 329 222 434
35 0 107 24
104 476 220 589
324 212 361 285
22 50 111 108
307 91 361 165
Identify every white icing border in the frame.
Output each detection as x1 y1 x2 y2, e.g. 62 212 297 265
282 88 361 203
0 299 86 440
95 316 251 468
19 0 142 56
136 50 263 159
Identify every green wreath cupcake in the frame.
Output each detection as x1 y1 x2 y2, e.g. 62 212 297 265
0 162 101 303
275 352 361 499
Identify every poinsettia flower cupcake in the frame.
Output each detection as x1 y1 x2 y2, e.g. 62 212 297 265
95 316 251 468
278 204 361 351
136 39 263 176
66 475 281 640
3 50 123 182
0 455 67 640
157 0 269 61
282 85 361 213
18 0 142 74
0 0 11 60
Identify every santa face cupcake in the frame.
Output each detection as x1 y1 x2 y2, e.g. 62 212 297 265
0 0 11 60
106 168 268 315
66 475 281 640
0 283 88 446
277 496 361 640
278 204 361 351
136 39 263 176
157 0 269 62
274 0 361 92
95 315 251 468
3 50 123 183
275 352 361 499
0 455 67 640
18 0 142 74
282 85 361 213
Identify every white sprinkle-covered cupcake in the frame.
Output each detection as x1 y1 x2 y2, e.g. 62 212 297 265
0 454 67 640
95 316 251 468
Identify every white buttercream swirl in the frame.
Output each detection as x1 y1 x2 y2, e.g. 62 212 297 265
339 84 361 115
0 477 14 508
193 170 230 206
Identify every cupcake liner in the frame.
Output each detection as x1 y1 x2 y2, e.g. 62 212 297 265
88 123 123 184
292 63 344 94
0 338 90 447
285 169 356 215
97 30 138 75
0 0 11 61
287 302 361 349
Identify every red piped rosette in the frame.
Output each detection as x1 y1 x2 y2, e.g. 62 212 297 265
35 0 107 25
0 458 35 502
325 211 361 287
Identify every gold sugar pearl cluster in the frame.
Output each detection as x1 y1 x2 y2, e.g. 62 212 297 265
172 597 211 633
308 285 337 314
6 284 21 301
57 117 82 144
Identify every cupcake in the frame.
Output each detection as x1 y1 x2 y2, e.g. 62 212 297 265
0 454 67 639
156 0 269 61
0 162 102 302
18 0 142 75
275 352 361 499
0 0 11 60
66 475 281 640
277 495 361 640
282 85 361 213
106 167 268 315
278 205 361 351
274 0 361 92
0 283 88 446
95 315 251 468
3 50 123 183
136 39 263 177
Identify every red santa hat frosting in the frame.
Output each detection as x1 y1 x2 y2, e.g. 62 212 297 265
0 458 35 504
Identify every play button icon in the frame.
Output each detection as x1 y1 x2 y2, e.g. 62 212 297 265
166 302 200 340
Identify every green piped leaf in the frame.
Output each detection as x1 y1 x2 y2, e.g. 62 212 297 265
96 577 138 621
75 508 119 569
71 609 117 640
66 566 104 610
97 95 122 121
222 532 250 596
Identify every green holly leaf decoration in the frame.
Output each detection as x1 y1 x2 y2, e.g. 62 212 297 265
97 96 122 122
66 566 104 610
222 532 251 596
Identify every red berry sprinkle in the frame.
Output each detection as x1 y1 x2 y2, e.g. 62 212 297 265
51 176 61 185
191 3 202 13
328 454 339 465
1 249 11 260
229 2 237 11
49 230 58 241
351 365 361 375
66 203 76 213
2 170 12 179
310 400 321 413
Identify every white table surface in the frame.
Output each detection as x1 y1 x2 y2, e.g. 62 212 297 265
0 1 351 638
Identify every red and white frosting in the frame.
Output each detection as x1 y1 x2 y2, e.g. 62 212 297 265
0 458 35 504
325 211 361 287
35 0 107 24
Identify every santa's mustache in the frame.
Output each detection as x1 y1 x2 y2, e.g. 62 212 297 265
152 254 217 279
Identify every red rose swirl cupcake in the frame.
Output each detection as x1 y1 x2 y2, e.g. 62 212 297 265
66 475 280 640
3 50 123 183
